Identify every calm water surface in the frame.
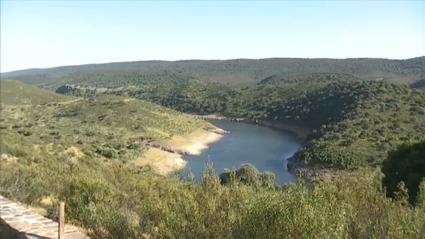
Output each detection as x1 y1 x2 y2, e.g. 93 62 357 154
181 120 302 185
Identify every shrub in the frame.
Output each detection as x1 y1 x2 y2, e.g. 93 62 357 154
381 138 425 204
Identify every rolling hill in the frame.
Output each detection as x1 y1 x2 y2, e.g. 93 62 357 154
256 72 363 85
2 56 424 86
0 90 220 170
58 79 425 172
2 64 425 238
0 79 73 106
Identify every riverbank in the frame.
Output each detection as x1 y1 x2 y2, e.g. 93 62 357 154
133 148 187 175
161 130 225 155
194 114 329 180
133 129 226 175
287 154 383 182
194 114 310 140
286 154 328 180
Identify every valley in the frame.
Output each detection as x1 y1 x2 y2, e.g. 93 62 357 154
1 56 425 238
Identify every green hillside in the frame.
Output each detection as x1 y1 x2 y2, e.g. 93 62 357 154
0 79 72 106
31 69 203 90
257 72 363 85
0 94 215 164
2 68 425 239
60 79 425 170
3 56 424 86
1 83 425 238
1 90 425 238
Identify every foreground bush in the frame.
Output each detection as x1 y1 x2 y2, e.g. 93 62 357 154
382 138 425 205
2 153 425 239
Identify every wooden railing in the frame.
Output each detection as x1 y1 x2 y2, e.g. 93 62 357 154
0 195 89 239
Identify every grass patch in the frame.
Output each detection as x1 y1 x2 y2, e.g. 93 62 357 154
1 79 72 106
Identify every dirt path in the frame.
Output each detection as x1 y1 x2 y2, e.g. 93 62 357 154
0 195 89 239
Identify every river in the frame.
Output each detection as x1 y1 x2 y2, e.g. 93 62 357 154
180 120 302 185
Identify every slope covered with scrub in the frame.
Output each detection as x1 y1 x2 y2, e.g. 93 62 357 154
60 79 425 170
1 85 425 238
2 138 425 239
2 66 425 238
0 93 216 171
1 79 72 106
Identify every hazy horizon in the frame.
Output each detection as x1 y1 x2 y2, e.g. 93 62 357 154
2 1 424 73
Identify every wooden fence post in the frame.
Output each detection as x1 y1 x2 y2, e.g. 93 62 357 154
58 202 65 239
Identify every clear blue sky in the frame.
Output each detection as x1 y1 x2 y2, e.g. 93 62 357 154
1 1 424 72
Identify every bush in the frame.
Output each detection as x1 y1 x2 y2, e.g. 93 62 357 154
219 164 277 187
381 138 425 205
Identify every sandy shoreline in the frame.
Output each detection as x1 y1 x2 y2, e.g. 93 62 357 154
194 114 311 140
133 129 224 175
134 114 311 177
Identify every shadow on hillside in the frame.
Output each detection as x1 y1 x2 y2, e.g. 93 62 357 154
0 218 49 239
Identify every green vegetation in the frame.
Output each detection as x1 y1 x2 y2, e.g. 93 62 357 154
257 72 363 85
382 138 425 205
2 58 425 238
219 164 277 188
0 79 72 106
40 69 202 90
59 81 326 118
62 79 425 169
2 150 425 238
3 56 424 85
0 94 214 166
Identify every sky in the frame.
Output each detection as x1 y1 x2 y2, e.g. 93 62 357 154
1 1 424 73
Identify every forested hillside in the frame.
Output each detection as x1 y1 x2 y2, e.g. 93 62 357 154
60 79 425 170
257 72 363 85
3 56 425 85
15 69 203 91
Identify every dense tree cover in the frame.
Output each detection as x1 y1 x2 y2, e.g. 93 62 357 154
62 79 425 169
62 81 327 118
382 138 425 205
36 69 202 90
2 80 425 238
3 56 424 85
293 81 425 168
6 70 201 91
257 72 363 85
219 164 277 188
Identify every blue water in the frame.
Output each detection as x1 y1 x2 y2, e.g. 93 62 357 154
180 120 302 185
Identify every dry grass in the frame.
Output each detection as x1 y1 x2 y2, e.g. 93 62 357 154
1 79 72 106
161 129 222 148
133 148 186 175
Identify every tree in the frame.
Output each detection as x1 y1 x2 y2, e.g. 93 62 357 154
219 164 276 188
381 138 425 205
